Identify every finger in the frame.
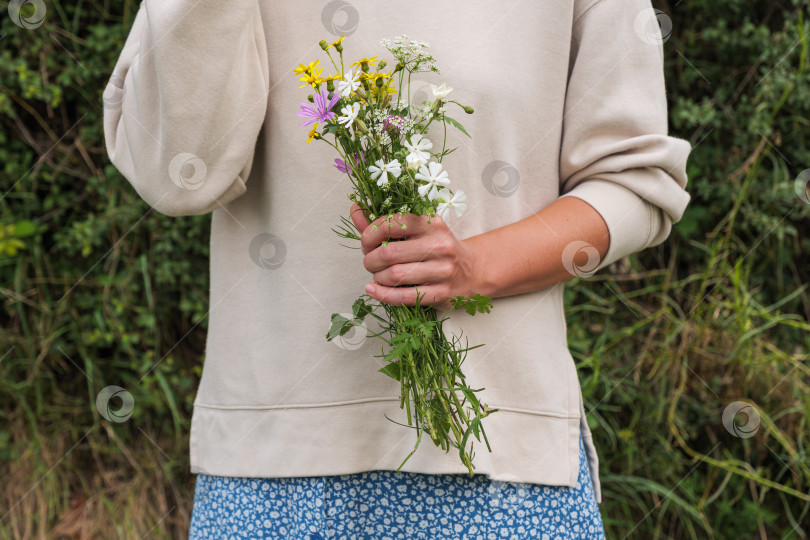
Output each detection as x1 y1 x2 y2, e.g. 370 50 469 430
363 235 449 273
365 282 447 308
370 260 453 288
349 203 371 233
360 212 445 255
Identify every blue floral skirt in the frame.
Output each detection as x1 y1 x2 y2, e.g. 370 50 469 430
189 434 606 539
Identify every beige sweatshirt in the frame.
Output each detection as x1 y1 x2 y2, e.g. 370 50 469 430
103 0 691 505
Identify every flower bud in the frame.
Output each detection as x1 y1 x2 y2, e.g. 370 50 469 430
393 62 404 74
375 77 384 88
462 105 474 114
335 43 344 53
319 40 330 51
376 59 387 71
354 118 369 134
327 80 335 92
307 94 314 103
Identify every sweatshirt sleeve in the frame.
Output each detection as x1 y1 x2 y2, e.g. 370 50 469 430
557 0 692 273
103 0 269 217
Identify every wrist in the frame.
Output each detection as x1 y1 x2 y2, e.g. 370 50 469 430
460 236 497 300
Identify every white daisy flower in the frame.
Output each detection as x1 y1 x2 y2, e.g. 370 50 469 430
429 83 453 100
415 161 450 200
338 69 361 98
337 102 361 127
404 134 433 168
434 188 467 219
368 158 402 187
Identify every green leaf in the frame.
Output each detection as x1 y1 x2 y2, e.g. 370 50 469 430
470 416 481 440
443 116 471 138
326 313 353 341
11 220 36 237
378 362 402 381
352 297 373 320
322 122 340 135
459 387 482 411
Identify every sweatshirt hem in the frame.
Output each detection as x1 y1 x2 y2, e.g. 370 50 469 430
190 399 585 492
194 398 579 420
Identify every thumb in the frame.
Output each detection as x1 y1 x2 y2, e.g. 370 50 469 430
349 203 371 233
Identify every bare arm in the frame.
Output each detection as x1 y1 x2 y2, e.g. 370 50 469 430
462 195 610 299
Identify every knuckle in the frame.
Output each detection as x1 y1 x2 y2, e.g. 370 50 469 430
435 237 453 257
390 265 406 284
380 242 399 264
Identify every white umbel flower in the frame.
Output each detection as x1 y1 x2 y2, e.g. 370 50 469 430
368 158 402 187
404 134 433 168
337 102 361 127
415 161 450 200
338 69 361 98
434 188 467 219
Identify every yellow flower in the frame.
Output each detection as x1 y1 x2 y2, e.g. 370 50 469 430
361 70 396 83
298 65 323 89
293 59 320 75
350 56 378 68
331 35 346 47
307 123 320 144
368 83 397 99
322 72 343 82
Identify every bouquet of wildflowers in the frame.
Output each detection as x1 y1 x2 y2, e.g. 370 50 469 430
294 35 497 474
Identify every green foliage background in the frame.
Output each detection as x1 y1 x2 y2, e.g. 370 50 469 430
1 0 809 537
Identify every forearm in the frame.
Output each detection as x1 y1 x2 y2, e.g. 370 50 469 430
464 196 610 299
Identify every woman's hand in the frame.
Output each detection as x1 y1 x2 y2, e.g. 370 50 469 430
349 203 481 311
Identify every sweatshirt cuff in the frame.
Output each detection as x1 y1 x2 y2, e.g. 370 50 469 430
558 178 657 273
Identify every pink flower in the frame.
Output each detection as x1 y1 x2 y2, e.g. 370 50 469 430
334 158 350 174
297 87 339 126
383 114 407 136
334 152 363 174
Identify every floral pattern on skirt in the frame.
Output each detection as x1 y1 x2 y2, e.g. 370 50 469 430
189 434 606 539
